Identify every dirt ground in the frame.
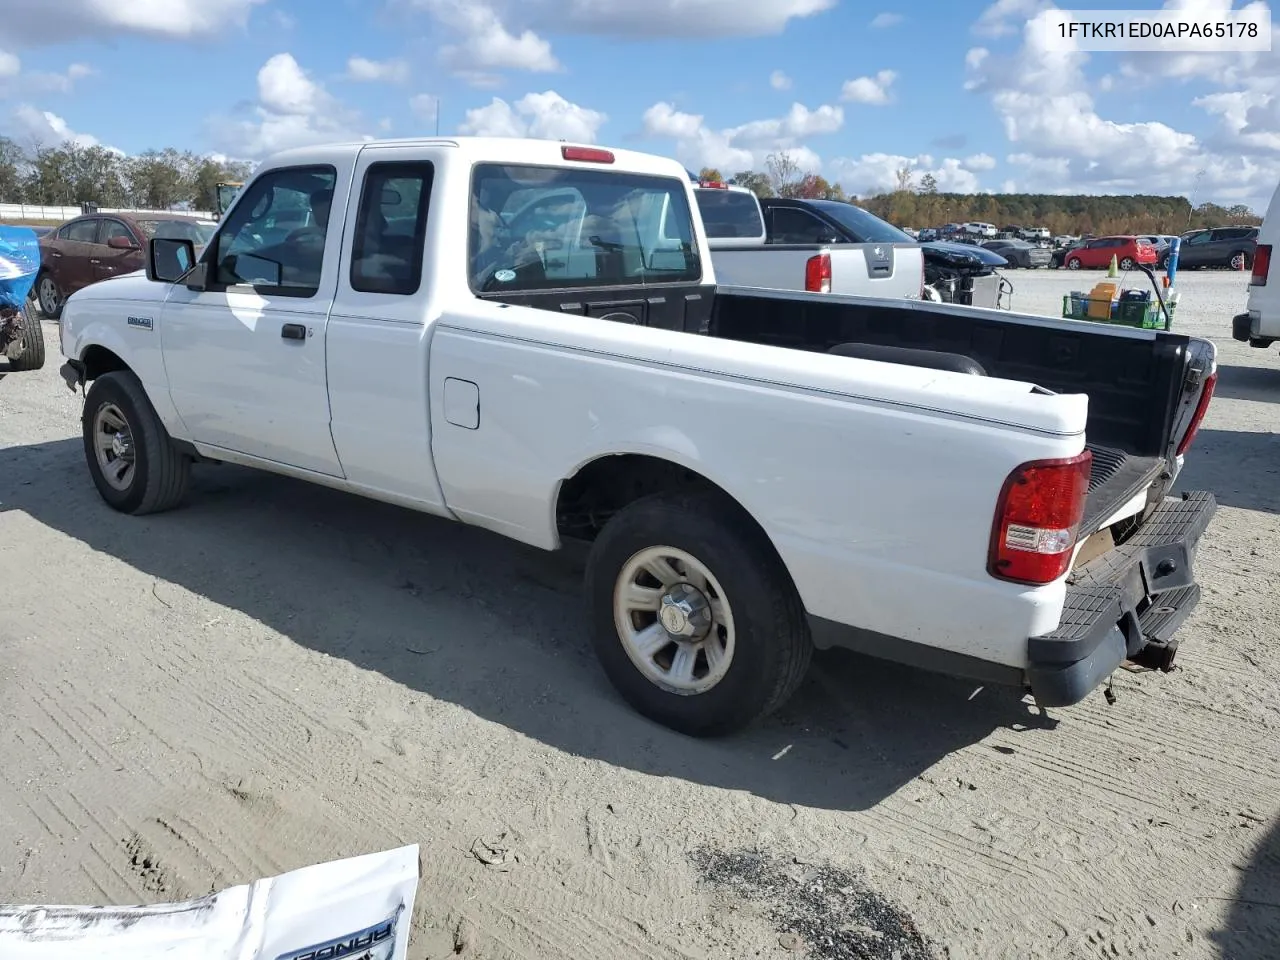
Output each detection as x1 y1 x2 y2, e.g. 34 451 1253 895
1 270 1277 960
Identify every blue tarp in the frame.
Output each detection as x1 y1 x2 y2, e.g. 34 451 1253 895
0 226 40 310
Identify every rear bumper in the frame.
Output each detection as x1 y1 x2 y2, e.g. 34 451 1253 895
1232 311 1273 347
1026 491 1217 707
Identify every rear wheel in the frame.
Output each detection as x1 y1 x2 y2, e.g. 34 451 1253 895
1230 250 1250 271
8 299 46 371
82 371 191 515
585 491 812 737
1119 257 1136 270
36 272 62 319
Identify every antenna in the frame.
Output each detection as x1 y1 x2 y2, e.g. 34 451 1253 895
435 98 440 137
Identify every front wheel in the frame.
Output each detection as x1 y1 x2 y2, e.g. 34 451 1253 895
1066 257 1081 270
585 491 812 737
82 371 191 515
8 299 46 371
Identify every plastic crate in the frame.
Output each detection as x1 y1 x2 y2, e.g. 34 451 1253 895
1061 294 1173 330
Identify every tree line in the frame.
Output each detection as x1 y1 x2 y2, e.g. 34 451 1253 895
699 151 1261 236
0 133 1259 235
0 135 254 213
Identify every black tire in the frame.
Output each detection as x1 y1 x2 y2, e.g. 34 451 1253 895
1066 257 1081 270
1230 250 1250 271
1119 257 1136 270
584 491 812 737
8 298 46 371
35 271 63 320
82 370 191 515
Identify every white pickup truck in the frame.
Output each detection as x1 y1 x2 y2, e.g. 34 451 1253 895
694 182 925 299
58 136 1219 737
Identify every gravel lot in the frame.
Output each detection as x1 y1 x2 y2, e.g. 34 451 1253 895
1 269 1277 960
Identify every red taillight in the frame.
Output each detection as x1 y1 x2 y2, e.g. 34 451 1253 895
699 180 727 189
805 253 831 293
561 145 614 164
989 450 1093 586
1176 370 1217 457
1251 243 1271 286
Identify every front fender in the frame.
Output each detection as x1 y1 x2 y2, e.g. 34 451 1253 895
61 300 190 442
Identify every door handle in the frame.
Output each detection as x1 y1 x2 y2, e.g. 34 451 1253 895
281 323 307 341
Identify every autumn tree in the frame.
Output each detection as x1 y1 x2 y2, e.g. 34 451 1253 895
697 167 723 183
729 170 773 197
765 150 802 197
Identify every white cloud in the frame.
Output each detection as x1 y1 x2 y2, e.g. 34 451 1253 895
0 52 19 80
972 0 1051 38
411 0 832 42
643 100 839 174
11 104 118 151
770 70 792 91
965 0 1280 209
829 153 986 196
459 90 606 143
4 0 265 45
416 0 560 76
207 53 368 158
965 152 997 170
345 57 410 84
840 70 896 105
870 12 903 27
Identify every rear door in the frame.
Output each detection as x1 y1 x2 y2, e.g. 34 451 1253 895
50 217 102 294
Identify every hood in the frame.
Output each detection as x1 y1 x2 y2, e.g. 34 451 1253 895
922 240 1008 268
66 271 165 306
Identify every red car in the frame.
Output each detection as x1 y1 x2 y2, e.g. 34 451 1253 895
34 212 216 318
1063 235 1158 271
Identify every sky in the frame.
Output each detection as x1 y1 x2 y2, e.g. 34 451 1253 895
1 0 1279 210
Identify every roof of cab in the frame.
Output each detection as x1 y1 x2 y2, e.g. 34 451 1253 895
257 136 690 181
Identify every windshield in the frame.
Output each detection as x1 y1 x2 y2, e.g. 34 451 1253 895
136 219 217 245
804 200 914 243
469 163 700 292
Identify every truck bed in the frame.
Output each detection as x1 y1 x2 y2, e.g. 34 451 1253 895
708 287 1197 532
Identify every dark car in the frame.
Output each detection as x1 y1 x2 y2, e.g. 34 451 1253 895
1051 239 1086 268
981 238 1051 268
34 212 216 318
1177 225 1259 271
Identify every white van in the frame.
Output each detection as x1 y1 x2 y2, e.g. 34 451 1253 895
1231 181 1278 348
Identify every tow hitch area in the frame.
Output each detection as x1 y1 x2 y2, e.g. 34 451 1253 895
1025 491 1218 707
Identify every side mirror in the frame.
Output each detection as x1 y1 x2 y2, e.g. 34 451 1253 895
108 234 140 250
146 237 196 283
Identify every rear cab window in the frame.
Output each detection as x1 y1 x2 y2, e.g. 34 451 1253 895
350 161 434 295
694 188 765 241
468 163 701 293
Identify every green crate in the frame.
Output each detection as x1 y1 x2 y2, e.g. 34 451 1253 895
1061 294 1173 330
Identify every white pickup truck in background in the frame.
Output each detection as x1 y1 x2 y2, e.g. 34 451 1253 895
58 136 1219 737
693 181 925 299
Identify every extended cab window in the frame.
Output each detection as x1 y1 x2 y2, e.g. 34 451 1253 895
213 166 338 294
696 189 764 239
351 162 433 295
469 163 700 292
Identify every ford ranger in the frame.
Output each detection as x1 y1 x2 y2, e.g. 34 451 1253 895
58 136 1219 737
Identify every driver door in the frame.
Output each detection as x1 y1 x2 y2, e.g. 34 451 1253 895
159 162 350 477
